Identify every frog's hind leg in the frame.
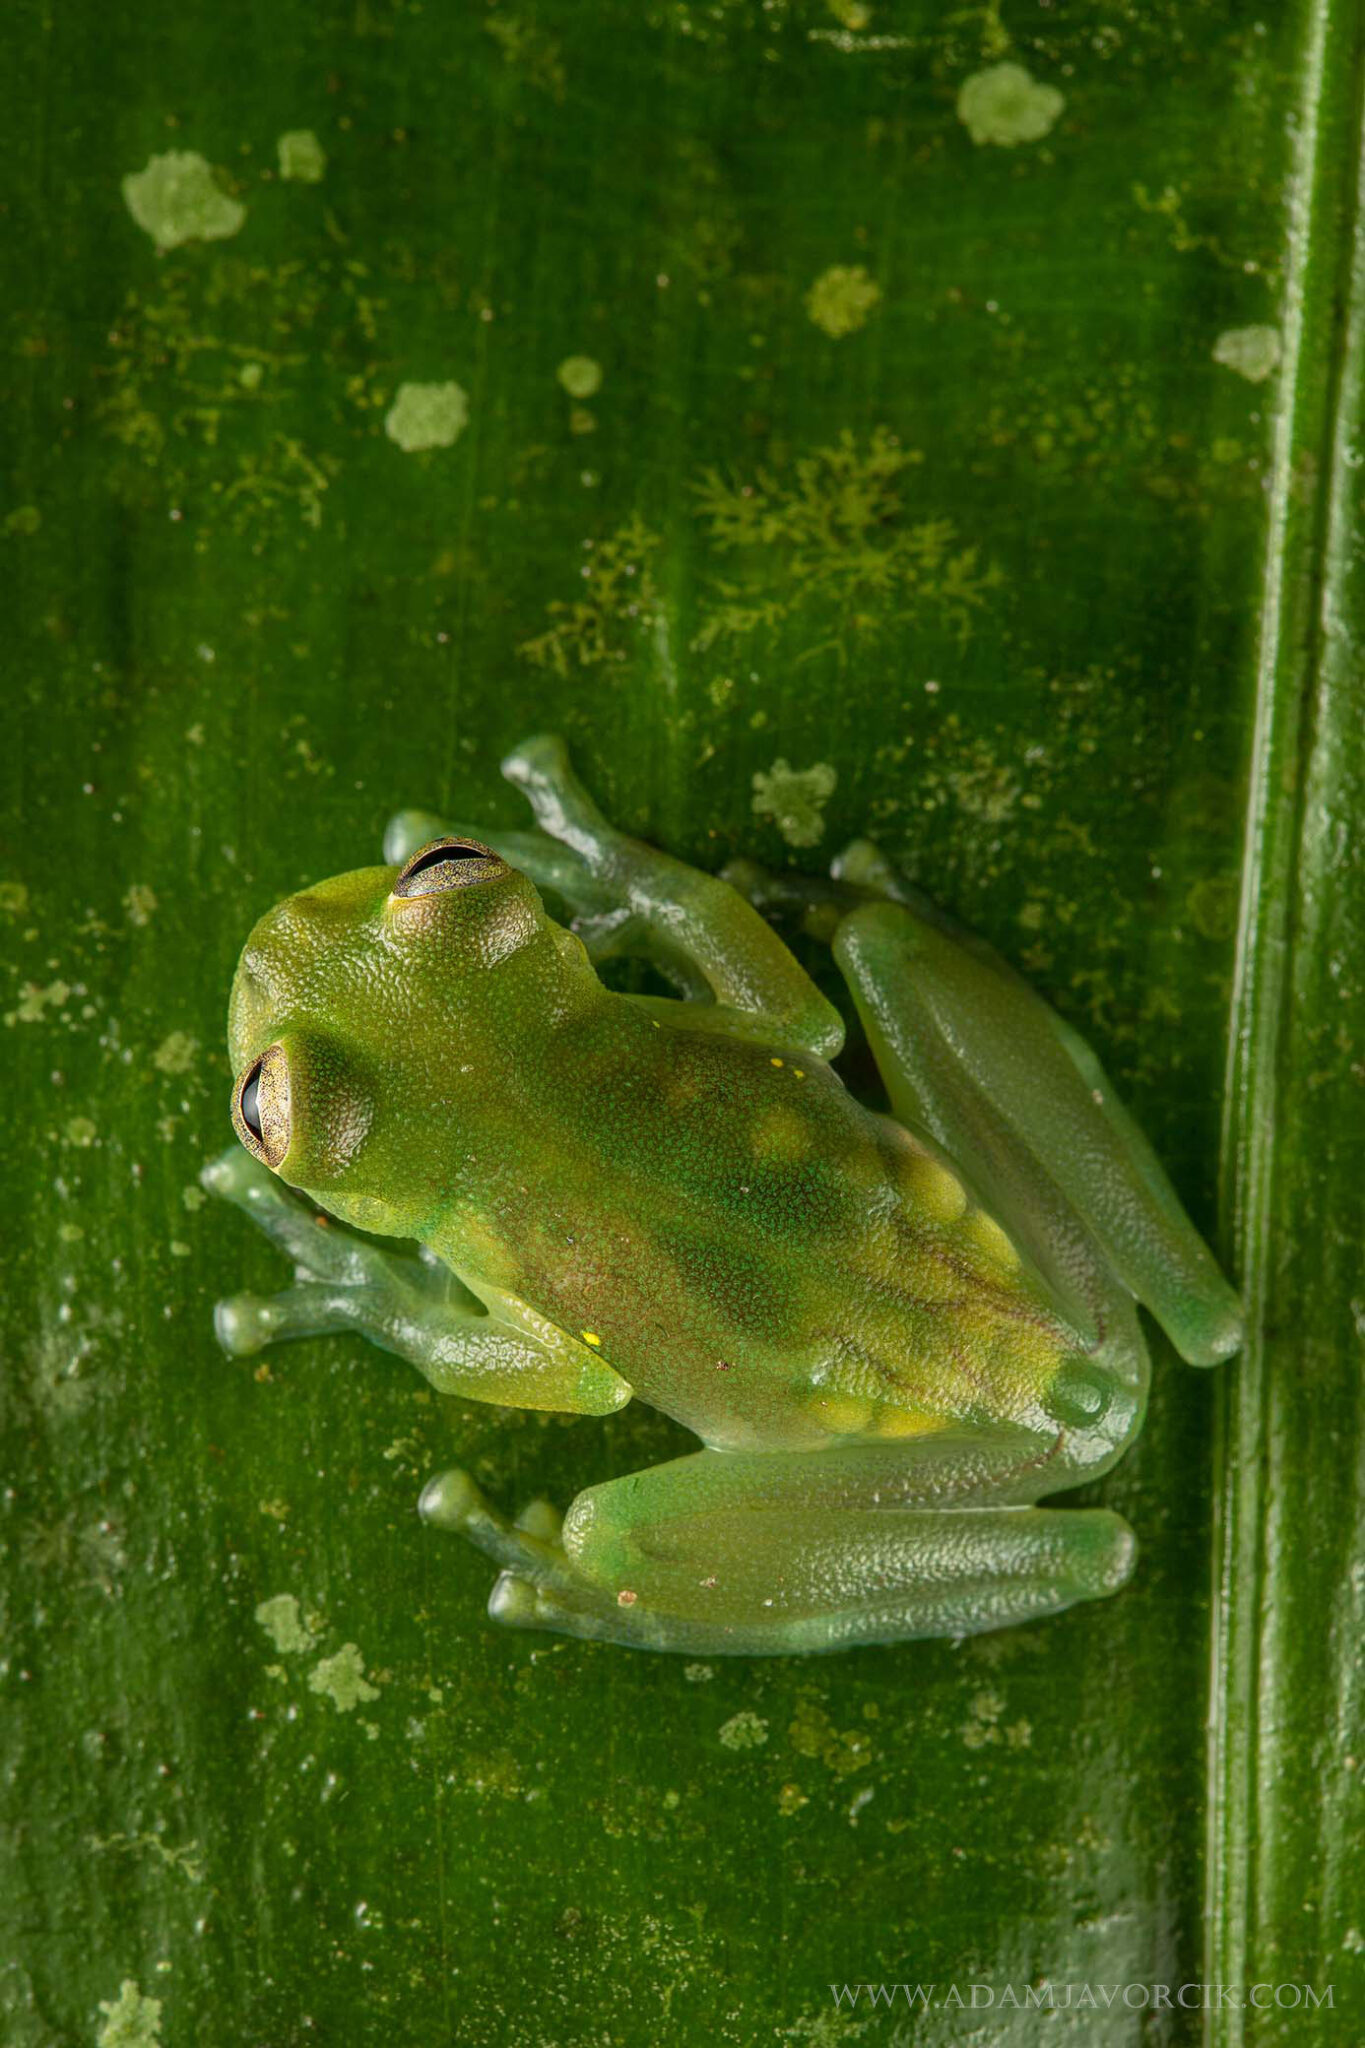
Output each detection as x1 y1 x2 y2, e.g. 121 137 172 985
421 1440 1136 1656
830 893 1242 1370
725 846 1241 1450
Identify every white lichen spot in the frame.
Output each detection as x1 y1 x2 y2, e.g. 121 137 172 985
556 354 603 399
718 1709 769 1750
804 264 881 339
752 759 837 849
64 1116 97 1148
826 0 870 25
182 1183 207 1212
96 1979 162 2048
957 62 1065 148
0 881 30 916
277 129 327 183
122 151 246 252
384 381 469 453
308 1642 379 1712
683 1662 715 1683
152 1030 198 1075
123 884 158 927
255 1592 315 1654
1213 325 1281 384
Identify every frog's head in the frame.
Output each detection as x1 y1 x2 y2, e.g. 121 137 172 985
225 835 579 1236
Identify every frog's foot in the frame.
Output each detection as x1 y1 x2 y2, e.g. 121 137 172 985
202 1146 469 1362
419 1468 638 1643
421 1443 1137 1657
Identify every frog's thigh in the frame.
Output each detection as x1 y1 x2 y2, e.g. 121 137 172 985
440 1442 1135 1656
833 901 1242 1367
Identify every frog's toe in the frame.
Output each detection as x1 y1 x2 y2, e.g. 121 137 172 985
487 1570 544 1630
213 1291 273 1357
514 1497 564 1544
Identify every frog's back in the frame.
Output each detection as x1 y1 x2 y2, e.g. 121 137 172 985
506 1001 1070 1449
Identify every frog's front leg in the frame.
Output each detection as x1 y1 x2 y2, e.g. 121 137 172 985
201 1148 630 1416
420 1435 1135 1655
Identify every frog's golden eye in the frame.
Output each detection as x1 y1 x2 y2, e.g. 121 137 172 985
232 1042 291 1169
391 836 508 899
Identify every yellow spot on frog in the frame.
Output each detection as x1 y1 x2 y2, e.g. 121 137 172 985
964 1208 1019 1270
893 1147 968 1224
384 380 469 453
808 1391 874 1436
956 62 1065 148
793 1068 806 1080
122 150 246 251
805 263 881 339
752 1104 811 1165
770 1057 784 1067
582 1330 603 1347
277 129 327 183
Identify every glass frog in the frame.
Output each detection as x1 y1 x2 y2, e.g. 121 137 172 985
204 735 1242 1656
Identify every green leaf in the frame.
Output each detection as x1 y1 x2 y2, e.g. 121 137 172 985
2 4 1360 2043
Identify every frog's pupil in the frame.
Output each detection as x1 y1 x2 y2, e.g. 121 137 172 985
406 841 484 879
240 1062 264 1143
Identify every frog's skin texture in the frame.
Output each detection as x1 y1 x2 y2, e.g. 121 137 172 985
204 735 1243 1656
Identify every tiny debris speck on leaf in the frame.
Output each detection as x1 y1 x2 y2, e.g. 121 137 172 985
385 381 470 453
122 151 246 251
957 63 1065 148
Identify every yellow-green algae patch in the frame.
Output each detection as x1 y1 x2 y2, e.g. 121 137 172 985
384 380 469 452
805 264 881 339
957 63 1064 148
122 151 246 251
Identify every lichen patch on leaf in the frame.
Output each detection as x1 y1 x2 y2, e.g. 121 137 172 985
752 760 837 848
384 381 470 453
254 1593 316 1654
96 1980 162 2048
122 151 246 251
308 1642 380 1712
957 63 1064 148
805 264 881 339
1213 325 1281 384
277 130 327 183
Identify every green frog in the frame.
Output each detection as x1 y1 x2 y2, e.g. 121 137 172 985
204 735 1241 1655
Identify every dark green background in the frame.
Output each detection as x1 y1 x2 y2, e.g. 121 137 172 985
4 3 1361 2043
